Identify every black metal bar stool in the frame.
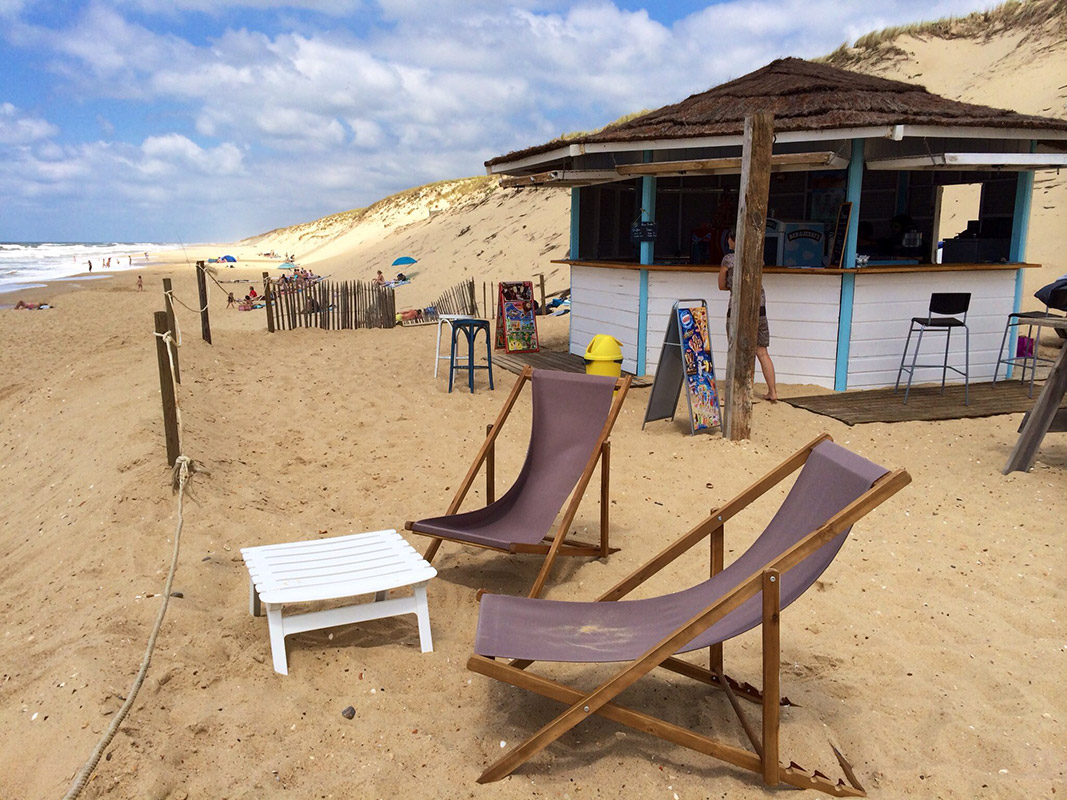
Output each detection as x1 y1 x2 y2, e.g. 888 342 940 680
992 287 1067 398
894 292 971 405
448 318 494 394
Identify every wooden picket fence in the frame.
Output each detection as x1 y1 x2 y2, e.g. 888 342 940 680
430 278 478 317
266 279 396 331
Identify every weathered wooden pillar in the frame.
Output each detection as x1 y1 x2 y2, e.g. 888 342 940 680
263 271 275 333
195 261 212 344
154 311 181 466
162 278 181 384
724 111 774 441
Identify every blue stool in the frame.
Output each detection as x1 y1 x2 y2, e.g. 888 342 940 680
449 318 494 393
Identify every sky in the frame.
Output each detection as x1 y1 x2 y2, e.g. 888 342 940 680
0 0 1005 243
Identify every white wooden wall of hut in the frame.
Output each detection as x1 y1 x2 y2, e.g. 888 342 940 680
568 264 1019 392
846 269 1017 389
569 266 642 374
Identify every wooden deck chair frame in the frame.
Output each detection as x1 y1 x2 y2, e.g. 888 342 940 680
406 365 632 599
467 434 911 795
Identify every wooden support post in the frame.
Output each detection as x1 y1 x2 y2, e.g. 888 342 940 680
1003 336 1067 473
195 261 212 344
263 272 275 333
486 423 496 504
536 273 547 315
600 440 610 557
710 521 724 674
153 311 181 466
761 568 781 787
161 278 181 384
724 111 773 440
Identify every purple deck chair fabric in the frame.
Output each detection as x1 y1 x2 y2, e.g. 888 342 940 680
412 370 618 551
474 441 887 662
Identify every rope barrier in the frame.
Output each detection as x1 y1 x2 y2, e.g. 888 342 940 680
62 455 199 800
62 314 200 799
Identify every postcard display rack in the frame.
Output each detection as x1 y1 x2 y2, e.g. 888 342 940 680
643 300 722 435
495 281 540 353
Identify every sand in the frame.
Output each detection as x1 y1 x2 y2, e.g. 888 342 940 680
0 247 1064 800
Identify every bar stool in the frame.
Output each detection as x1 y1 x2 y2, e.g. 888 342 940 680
448 318 494 394
894 292 971 405
992 287 1067 398
433 313 466 378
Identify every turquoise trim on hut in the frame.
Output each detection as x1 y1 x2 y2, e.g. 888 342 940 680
1006 154 1035 379
637 164 656 375
834 138 864 392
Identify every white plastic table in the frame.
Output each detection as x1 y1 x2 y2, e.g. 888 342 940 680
241 529 437 674
434 313 469 378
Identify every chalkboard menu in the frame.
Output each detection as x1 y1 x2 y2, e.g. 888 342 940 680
630 221 658 242
828 201 853 269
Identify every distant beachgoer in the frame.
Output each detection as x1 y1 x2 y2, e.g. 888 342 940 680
88 260 92 273
373 270 386 286
128 255 132 266
227 292 236 308
137 275 143 292
395 272 407 282
718 229 778 402
144 252 149 260
248 285 258 299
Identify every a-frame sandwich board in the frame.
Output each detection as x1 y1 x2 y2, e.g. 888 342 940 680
643 299 722 436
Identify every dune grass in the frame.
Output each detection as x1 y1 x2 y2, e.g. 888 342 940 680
819 0 1065 66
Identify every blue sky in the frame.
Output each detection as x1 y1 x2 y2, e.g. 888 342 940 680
0 0 1002 243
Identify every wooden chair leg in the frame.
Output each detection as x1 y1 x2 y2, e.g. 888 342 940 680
710 523 724 674
762 569 781 787
423 537 443 564
599 440 610 558
486 424 495 504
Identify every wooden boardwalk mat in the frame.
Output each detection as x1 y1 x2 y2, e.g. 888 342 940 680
493 350 652 387
783 380 1065 425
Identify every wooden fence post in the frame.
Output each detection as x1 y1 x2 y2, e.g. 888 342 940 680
154 311 181 466
536 273 546 315
724 111 774 441
195 261 212 344
263 272 275 333
162 278 181 384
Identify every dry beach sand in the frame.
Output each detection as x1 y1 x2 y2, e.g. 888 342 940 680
3 10 1067 799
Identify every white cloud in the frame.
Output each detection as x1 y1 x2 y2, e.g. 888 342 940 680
0 0 1017 240
0 103 59 145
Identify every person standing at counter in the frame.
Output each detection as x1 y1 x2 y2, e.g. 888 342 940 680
718 230 778 402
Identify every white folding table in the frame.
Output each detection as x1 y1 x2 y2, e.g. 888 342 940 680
242 529 437 674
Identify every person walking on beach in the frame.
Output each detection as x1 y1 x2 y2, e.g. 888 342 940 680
136 275 143 292
88 260 92 273
718 230 778 402
227 292 236 308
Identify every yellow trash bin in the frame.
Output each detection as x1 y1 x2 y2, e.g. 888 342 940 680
584 335 624 379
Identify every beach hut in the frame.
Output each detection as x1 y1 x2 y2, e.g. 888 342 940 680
485 58 1067 390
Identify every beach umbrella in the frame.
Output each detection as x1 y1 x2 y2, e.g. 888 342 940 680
391 256 417 266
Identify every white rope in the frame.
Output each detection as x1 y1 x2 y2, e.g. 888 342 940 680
62 456 194 800
163 288 208 316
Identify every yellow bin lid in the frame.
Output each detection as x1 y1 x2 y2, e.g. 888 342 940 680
584 334 623 362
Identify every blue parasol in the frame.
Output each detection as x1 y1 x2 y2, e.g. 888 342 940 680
391 256 417 266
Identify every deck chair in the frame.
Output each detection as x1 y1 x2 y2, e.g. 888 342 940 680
467 434 911 795
406 366 631 599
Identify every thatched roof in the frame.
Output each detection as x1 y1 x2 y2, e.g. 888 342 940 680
486 58 1067 168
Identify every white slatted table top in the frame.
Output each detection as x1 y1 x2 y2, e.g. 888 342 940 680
241 529 437 605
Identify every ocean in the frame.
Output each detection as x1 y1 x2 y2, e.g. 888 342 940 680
0 242 186 294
